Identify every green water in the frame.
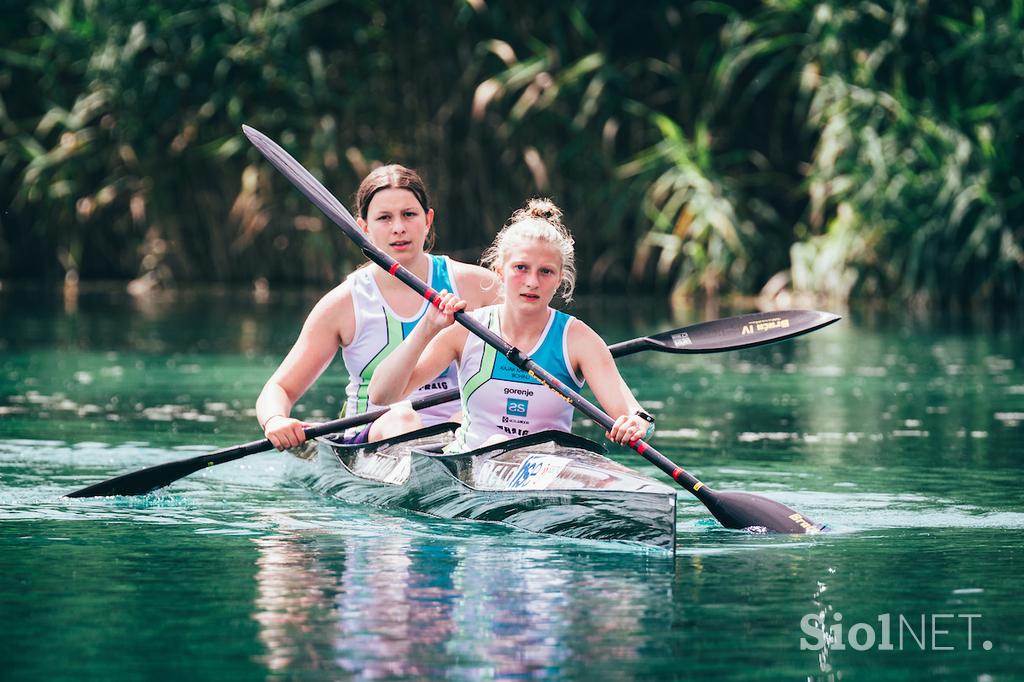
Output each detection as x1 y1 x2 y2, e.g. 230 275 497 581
2 285 1022 681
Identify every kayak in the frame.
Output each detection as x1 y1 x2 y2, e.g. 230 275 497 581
293 423 678 551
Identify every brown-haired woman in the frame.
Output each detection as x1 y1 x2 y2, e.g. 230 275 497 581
256 165 498 450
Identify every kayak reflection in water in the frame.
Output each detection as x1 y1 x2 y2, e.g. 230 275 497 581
256 165 498 451
369 197 655 453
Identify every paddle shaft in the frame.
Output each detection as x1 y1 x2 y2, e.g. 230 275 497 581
183 387 461 463
355 225 709 501
239 126 712 500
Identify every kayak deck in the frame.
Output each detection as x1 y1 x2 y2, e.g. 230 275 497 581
294 424 677 551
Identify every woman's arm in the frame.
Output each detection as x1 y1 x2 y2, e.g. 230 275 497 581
368 292 466 405
568 319 654 446
256 285 353 450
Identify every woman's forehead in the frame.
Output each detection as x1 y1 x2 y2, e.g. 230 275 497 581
368 187 425 211
502 239 562 264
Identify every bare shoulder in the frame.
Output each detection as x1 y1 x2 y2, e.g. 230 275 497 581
448 259 500 306
566 317 610 366
303 279 356 345
567 316 602 345
447 258 495 284
310 279 354 317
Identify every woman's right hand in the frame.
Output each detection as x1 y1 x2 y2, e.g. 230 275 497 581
263 415 311 451
423 290 467 334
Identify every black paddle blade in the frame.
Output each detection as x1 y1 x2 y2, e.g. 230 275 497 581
704 490 827 534
643 310 840 355
65 457 215 498
65 439 263 498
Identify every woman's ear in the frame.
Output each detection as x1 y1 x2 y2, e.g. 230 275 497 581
356 216 368 233
425 207 434 230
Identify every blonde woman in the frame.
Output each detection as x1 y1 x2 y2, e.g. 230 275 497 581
369 198 654 452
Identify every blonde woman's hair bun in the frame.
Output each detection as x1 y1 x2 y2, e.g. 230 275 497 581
524 197 562 224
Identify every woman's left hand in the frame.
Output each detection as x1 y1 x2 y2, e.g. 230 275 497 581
606 412 653 446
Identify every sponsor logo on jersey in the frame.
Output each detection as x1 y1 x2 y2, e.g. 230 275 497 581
506 398 529 417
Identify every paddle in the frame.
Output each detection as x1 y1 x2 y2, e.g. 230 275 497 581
65 390 460 498
242 124 830 534
65 309 836 499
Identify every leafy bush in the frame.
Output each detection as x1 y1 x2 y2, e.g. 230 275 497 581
1 0 1020 308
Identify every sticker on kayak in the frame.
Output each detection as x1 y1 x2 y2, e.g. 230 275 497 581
506 455 570 490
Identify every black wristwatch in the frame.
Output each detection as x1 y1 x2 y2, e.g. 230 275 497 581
634 409 655 438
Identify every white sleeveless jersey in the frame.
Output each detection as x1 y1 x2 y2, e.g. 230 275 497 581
449 306 584 452
342 255 459 431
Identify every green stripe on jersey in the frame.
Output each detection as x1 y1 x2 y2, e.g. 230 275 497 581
451 310 498 451
355 310 403 413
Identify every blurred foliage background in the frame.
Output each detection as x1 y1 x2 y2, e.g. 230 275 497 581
0 0 1021 309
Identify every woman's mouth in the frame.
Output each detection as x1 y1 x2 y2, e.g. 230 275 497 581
390 240 412 250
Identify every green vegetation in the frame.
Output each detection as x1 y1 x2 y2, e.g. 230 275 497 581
1 0 1020 308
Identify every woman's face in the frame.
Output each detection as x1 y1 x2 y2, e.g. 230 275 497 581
497 239 563 310
359 188 433 261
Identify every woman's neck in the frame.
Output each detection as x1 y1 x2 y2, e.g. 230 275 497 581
498 303 551 350
373 252 430 291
